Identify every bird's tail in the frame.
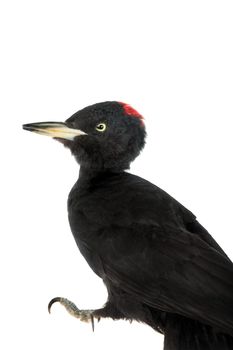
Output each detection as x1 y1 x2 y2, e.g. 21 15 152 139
163 314 233 350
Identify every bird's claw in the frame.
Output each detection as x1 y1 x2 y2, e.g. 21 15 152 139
48 297 96 331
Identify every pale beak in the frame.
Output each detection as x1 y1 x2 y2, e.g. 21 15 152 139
22 122 87 140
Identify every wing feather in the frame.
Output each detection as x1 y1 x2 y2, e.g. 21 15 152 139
100 224 233 336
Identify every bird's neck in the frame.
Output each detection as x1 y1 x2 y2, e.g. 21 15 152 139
77 166 125 188
78 166 103 181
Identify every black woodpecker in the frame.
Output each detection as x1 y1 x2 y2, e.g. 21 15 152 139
23 101 233 350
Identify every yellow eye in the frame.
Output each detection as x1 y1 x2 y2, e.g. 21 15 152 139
95 123 107 132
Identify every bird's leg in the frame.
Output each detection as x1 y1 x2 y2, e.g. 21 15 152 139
48 297 124 331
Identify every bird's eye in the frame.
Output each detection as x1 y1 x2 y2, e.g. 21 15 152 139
95 123 107 132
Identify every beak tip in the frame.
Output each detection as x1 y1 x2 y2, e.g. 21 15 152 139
22 123 33 131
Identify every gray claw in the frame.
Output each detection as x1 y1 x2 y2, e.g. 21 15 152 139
91 314 94 332
48 297 63 313
48 296 95 331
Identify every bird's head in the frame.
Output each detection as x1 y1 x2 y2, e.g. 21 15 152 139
23 101 146 171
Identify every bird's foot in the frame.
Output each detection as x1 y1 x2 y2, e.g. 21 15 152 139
48 297 99 331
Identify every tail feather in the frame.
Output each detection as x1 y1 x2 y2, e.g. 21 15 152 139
163 314 233 350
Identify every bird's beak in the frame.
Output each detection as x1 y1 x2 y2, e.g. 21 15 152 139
22 122 87 140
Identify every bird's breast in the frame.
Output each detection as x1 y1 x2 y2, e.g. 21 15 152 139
67 184 132 276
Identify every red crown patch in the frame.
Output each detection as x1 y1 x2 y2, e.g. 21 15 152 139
119 102 144 125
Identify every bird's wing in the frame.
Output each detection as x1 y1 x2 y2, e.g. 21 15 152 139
99 222 233 337
185 219 231 260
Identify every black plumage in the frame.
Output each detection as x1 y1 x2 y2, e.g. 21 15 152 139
23 101 233 349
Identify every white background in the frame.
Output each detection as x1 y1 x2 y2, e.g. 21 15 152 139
0 1 233 349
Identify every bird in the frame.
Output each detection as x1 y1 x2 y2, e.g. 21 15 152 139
23 101 233 350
